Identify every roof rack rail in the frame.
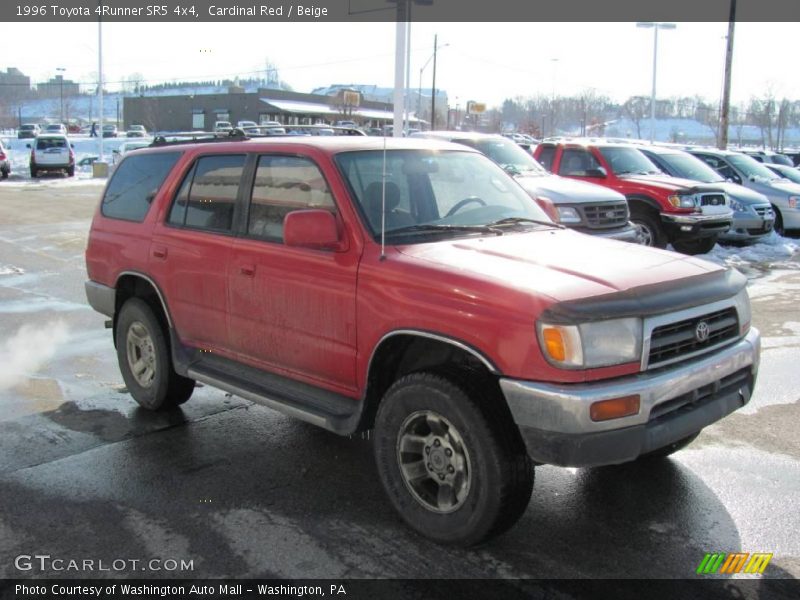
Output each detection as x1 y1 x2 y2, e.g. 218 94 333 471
150 130 247 147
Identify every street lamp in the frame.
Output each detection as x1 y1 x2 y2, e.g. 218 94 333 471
636 22 676 143
550 58 559 136
56 67 66 124
417 38 449 130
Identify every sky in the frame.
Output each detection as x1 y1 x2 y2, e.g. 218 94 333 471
1 21 798 109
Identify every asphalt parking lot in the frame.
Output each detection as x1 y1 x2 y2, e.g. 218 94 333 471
0 181 798 588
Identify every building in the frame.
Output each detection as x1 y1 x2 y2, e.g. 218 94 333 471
0 67 31 103
37 75 81 98
123 87 426 132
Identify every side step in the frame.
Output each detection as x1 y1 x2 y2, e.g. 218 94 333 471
186 352 363 435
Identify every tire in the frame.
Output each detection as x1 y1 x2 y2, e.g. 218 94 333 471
373 371 534 546
636 432 700 461
773 206 784 236
30 168 38 179
630 208 667 248
671 236 717 255
66 166 75 177
1 167 8 180
115 298 195 410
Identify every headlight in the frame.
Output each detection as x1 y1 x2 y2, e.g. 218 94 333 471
537 318 643 369
668 194 697 209
733 288 751 335
556 206 582 224
729 198 746 213
788 195 799 209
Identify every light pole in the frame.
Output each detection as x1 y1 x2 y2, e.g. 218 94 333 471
417 38 449 130
56 67 66 123
636 22 676 143
550 58 558 136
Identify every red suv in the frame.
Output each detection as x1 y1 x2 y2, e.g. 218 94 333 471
85 136 760 545
535 140 733 254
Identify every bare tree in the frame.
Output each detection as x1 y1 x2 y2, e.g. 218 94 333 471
623 96 649 139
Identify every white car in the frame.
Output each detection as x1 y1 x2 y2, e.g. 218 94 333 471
28 134 75 177
44 123 68 135
214 120 232 133
112 140 151 165
126 125 147 138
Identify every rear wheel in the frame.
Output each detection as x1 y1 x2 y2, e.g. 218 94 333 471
116 298 195 410
630 208 667 248
671 236 717 255
30 167 38 178
66 166 75 177
1 167 8 179
374 371 534 546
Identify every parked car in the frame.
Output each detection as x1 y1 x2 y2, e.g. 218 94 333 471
763 163 800 185
738 149 794 166
102 124 118 138
85 136 760 545
214 121 233 133
0 140 10 179
28 134 75 177
44 123 67 135
413 132 640 243
688 147 800 235
535 140 732 254
18 124 41 139
126 124 147 138
639 146 774 244
112 140 152 165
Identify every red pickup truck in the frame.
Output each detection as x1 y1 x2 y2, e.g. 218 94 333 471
85 135 760 545
535 140 733 254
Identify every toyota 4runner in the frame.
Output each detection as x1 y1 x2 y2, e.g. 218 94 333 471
86 136 760 545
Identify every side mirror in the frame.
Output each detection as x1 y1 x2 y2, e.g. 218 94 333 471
585 167 607 178
283 210 344 251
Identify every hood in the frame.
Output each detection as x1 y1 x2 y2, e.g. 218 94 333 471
713 181 770 205
621 173 724 193
769 180 800 196
396 229 724 307
514 173 626 204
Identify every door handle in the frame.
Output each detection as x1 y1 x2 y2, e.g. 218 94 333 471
240 265 256 277
152 245 168 260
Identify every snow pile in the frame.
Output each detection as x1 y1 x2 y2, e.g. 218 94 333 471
703 232 799 270
0 265 25 276
0 321 70 390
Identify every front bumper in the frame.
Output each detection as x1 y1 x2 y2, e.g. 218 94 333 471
500 328 760 467
720 212 775 241
660 212 732 240
573 222 642 244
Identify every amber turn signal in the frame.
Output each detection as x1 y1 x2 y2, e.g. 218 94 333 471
589 395 640 422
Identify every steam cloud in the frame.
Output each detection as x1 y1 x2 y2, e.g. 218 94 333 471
0 321 70 390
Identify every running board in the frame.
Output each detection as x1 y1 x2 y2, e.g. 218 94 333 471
186 353 363 435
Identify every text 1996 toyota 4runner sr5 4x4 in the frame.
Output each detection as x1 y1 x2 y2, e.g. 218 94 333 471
86 136 760 545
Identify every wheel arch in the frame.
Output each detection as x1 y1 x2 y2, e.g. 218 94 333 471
358 330 501 431
113 272 173 346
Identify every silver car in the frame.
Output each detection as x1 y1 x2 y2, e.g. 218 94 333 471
640 146 774 243
412 131 641 243
689 148 800 235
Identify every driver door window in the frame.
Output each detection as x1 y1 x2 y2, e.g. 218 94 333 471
558 149 600 177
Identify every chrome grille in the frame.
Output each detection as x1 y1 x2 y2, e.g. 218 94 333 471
648 307 738 368
581 202 629 229
699 193 727 207
754 206 772 217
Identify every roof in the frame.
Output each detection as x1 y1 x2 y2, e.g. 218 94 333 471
412 130 505 142
260 98 423 123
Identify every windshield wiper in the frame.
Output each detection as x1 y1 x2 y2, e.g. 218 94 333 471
386 223 504 236
488 217 565 229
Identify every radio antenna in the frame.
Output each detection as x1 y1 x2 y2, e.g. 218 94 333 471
380 131 387 261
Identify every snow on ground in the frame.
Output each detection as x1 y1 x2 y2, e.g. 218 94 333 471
702 232 800 274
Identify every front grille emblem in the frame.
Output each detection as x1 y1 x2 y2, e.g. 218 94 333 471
695 321 710 342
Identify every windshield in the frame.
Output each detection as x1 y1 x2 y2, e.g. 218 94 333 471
768 165 800 184
462 138 548 176
659 152 724 183
598 147 661 175
335 149 553 242
21 125 35 131
727 154 780 180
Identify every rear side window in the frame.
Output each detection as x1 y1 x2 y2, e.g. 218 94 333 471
247 155 335 243
102 151 181 222
537 146 556 172
167 154 245 233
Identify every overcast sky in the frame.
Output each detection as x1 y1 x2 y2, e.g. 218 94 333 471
1 21 797 108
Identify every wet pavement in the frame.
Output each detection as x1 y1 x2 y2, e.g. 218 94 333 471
0 182 798 583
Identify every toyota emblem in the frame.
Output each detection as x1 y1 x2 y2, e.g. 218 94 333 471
695 321 710 342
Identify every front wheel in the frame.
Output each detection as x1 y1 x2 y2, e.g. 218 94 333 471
773 206 784 236
373 372 534 546
630 209 667 248
115 298 195 410
671 236 717 255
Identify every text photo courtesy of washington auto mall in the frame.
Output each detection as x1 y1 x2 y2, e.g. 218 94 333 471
0 1 799 599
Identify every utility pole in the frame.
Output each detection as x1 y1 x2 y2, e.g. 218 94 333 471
718 0 736 150
56 67 66 123
430 34 438 130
